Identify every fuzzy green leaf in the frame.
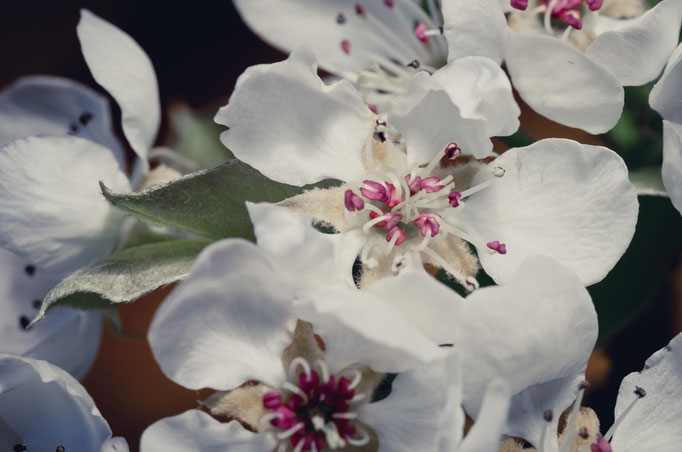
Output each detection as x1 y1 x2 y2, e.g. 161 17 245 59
101 159 302 240
31 240 210 324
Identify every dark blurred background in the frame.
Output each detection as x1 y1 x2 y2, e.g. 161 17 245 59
1 2 680 451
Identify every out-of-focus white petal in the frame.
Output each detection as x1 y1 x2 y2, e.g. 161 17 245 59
0 75 125 168
610 333 682 451
442 0 508 64
586 0 682 86
451 139 638 286
0 136 131 274
77 9 160 175
0 354 112 451
661 121 682 215
141 410 274 452
215 49 373 186
232 0 445 76
454 257 597 446
148 240 296 391
505 32 624 134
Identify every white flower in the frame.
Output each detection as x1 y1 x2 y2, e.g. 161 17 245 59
215 49 638 288
0 248 101 379
0 354 128 452
0 9 162 276
139 202 489 451
445 0 682 133
649 42 682 216
232 0 681 134
452 255 682 452
0 9 164 377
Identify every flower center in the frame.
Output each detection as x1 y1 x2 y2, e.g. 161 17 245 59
508 0 604 43
344 135 507 291
261 358 369 452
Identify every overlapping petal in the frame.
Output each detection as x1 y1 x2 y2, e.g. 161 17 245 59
451 139 638 285
141 410 273 452
215 48 373 186
454 257 597 445
586 0 682 86
0 136 131 274
661 121 682 215
505 32 624 134
0 354 113 451
77 9 160 177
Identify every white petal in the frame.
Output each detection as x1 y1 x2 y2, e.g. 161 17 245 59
247 202 358 290
141 411 273 452
232 0 445 76
296 287 448 374
148 239 295 390
451 139 638 285
505 32 624 134
433 56 520 137
454 257 597 437
0 247 102 381
0 354 112 451
458 379 511 452
390 72 493 164
610 334 682 451
649 43 682 124
0 75 125 168
215 49 373 186
367 263 464 345
0 136 131 274
586 0 682 86
359 357 458 452
441 0 508 64
77 9 160 174
661 121 682 215
100 437 130 452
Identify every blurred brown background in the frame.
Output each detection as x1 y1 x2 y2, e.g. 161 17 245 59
1 2 680 451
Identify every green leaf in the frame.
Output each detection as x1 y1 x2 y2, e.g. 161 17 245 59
169 105 234 169
100 159 302 240
31 240 210 323
629 166 668 197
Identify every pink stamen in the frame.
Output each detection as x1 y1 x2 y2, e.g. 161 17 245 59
405 174 422 195
384 183 403 208
559 10 583 29
510 0 528 10
369 210 402 230
445 142 462 159
486 240 507 255
341 40 351 54
386 227 407 246
368 104 379 114
414 22 430 43
263 391 282 409
420 176 445 193
299 369 320 392
414 212 441 237
360 180 387 201
585 0 603 10
448 191 462 208
355 3 366 17
590 437 612 452
344 189 365 212
384 0 394 6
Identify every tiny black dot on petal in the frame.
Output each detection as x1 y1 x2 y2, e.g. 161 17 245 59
56 446 65 452
24 265 36 276
19 316 30 329
32 300 42 309
336 13 346 24
13 444 27 452
69 123 79 133
79 111 93 125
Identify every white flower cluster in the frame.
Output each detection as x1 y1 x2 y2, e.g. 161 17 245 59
1 1 681 451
